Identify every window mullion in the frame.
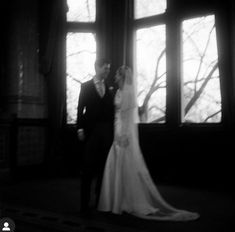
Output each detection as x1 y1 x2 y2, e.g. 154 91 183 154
215 11 234 127
166 15 182 127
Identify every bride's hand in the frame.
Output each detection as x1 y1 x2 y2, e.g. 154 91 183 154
117 135 129 147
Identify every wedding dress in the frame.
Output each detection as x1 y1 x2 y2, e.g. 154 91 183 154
98 80 199 221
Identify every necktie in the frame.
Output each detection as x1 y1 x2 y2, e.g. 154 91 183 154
97 81 105 97
99 81 105 97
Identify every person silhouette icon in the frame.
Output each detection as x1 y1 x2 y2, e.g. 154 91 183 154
0 218 15 232
2 222 10 231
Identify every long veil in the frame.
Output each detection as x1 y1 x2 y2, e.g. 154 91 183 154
119 66 200 221
119 66 139 140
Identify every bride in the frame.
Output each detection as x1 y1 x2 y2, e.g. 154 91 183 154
98 65 199 221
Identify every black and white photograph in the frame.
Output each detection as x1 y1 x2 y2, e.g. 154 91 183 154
0 0 235 231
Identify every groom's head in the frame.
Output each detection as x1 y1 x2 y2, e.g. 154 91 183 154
95 58 111 80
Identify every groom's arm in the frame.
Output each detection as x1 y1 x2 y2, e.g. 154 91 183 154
77 84 86 140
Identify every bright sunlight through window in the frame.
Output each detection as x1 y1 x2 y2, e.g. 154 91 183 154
66 0 96 124
66 33 96 124
135 25 166 123
182 15 221 123
134 0 166 19
66 0 96 22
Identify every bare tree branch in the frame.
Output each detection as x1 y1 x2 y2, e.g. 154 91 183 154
184 75 219 86
150 116 165 123
67 50 96 57
67 73 82 84
193 24 215 93
185 62 218 115
148 105 165 114
86 0 91 20
204 110 221 122
139 48 166 120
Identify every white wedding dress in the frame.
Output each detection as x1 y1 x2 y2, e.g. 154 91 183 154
98 82 199 221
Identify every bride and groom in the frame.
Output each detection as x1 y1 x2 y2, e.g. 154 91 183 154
77 58 199 221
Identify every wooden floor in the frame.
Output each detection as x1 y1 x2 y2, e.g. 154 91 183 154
1 177 235 232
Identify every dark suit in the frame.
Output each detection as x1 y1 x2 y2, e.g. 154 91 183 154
77 79 115 212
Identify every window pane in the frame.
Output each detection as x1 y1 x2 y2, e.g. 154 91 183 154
135 25 166 123
66 33 96 124
134 0 166 19
182 15 221 123
67 0 96 22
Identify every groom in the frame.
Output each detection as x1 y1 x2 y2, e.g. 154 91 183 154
77 58 115 216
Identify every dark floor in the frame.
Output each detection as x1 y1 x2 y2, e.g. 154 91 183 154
1 177 235 232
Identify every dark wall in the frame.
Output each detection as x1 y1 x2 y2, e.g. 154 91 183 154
0 2 10 112
138 126 234 191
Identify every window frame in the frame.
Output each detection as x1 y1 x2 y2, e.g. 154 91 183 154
65 0 97 125
65 0 115 125
64 0 234 132
130 0 229 131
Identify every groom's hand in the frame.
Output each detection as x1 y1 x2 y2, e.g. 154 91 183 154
77 129 85 141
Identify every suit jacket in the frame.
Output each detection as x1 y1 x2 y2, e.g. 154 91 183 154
77 79 115 137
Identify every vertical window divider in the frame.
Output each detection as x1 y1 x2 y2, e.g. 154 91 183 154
166 12 182 128
215 10 234 128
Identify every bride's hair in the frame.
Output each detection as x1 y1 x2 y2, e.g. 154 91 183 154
117 65 133 85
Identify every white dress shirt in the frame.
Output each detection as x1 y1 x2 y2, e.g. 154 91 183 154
93 76 105 97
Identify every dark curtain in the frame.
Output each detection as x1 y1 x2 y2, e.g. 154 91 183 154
39 0 67 161
0 3 10 113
